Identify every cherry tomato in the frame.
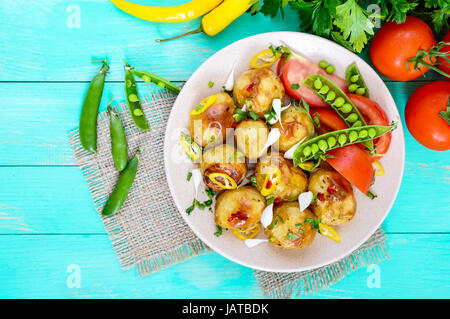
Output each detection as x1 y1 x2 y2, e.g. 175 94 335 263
405 81 450 151
348 94 392 159
310 107 375 194
438 31 450 76
370 16 436 81
277 55 347 106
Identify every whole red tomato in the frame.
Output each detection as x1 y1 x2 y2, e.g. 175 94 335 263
370 16 436 81
405 81 450 151
438 31 450 75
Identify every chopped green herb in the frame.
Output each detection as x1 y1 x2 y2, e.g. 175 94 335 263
286 232 300 240
214 225 223 237
185 204 195 215
305 217 321 230
205 187 216 199
268 236 276 243
249 111 260 120
209 136 215 146
250 175 257 187
295 223 302 228
208 81 214 88
228 151 244 162
266 195 275 206
291 83 300 90
204 199 213 207
233 108 247 122
186 172 192 181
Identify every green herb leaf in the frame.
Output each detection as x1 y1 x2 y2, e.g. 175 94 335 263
233 108 247 122
186 172 192 181
266 195 275 205
291 83 300 90
208 81 214 88
205 187 216 199
214 225 223 237
249 110 260 120
286 232 300 240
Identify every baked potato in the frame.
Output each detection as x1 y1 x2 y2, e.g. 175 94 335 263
272 106 315 152
234 119 269 161
255 152 308 201
201 144 247 192
188 92 235 147
308 169 357 225
264 202 317 249
233 68 285 117
215 186 266 231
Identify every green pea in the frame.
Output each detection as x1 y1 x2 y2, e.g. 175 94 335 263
340 103 352 113
302 146 311 157
348 84 358 92
311 144 319 154
128 94 139 102
318 140 328 151
356 87 366 95
142 75 151 83
352 120 362 127
359 129 368 138
157 81 165 88
314 78 323 90
334 97 345 107
319 85 329 94
318 60 328 68
338 134 347 145
327 136 337 147
350 75 359 83
368 128 377 138
126 79 132 88
133 109 144 116
346 113 358 123
326 91 336 101
326 65 335 74
349 131 358 142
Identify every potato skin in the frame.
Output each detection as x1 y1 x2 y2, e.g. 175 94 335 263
201 144 247 192
233 68 285 117
272 106 315 152
215 186 266 231
189 92 235 147
264 202 317 249
255 152 308 201
234 119 269 161
308 169 357 225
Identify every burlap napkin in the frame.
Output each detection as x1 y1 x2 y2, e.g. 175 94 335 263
69 90 389 298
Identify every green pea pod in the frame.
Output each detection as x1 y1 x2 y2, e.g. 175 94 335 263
79 60 109 153
102 149 140 217
107 103 128 172
124 61 150 131
303 74 373 151
293 122 397 167
131 69 180 95
345 63 369 97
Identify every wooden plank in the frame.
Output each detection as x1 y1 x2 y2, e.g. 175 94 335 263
0 233 448 298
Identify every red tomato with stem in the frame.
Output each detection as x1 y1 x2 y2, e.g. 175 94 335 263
438 31 450 75
277 55 347 106
309 107 375 194
405 81 450 151
370 16 436 81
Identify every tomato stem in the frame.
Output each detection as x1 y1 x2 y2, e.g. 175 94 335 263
439 96 450 125
407 42 450 79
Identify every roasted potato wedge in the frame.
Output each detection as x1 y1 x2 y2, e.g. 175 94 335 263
255 152 308 201
308 169 357 225
215 186 266 231
233 68 284 117
234 119 269 161
272 106 315 152
189 92 235 147
201 144 247 192
264 202 317 249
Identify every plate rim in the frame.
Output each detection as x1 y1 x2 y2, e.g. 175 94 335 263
163 31 405 272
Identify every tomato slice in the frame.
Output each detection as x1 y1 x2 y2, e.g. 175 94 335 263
277 55 348 107
348 94 391 160
326 146 374 194
310 107 374 194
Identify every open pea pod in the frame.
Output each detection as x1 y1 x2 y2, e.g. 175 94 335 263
303 74 374 151
130 69 180 95
124 61 150 131
345 63 369 97
292 122 397 167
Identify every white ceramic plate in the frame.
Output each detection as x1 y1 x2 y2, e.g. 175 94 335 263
164 32 405 272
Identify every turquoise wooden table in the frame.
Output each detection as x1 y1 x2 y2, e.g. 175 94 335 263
0 1 449 299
